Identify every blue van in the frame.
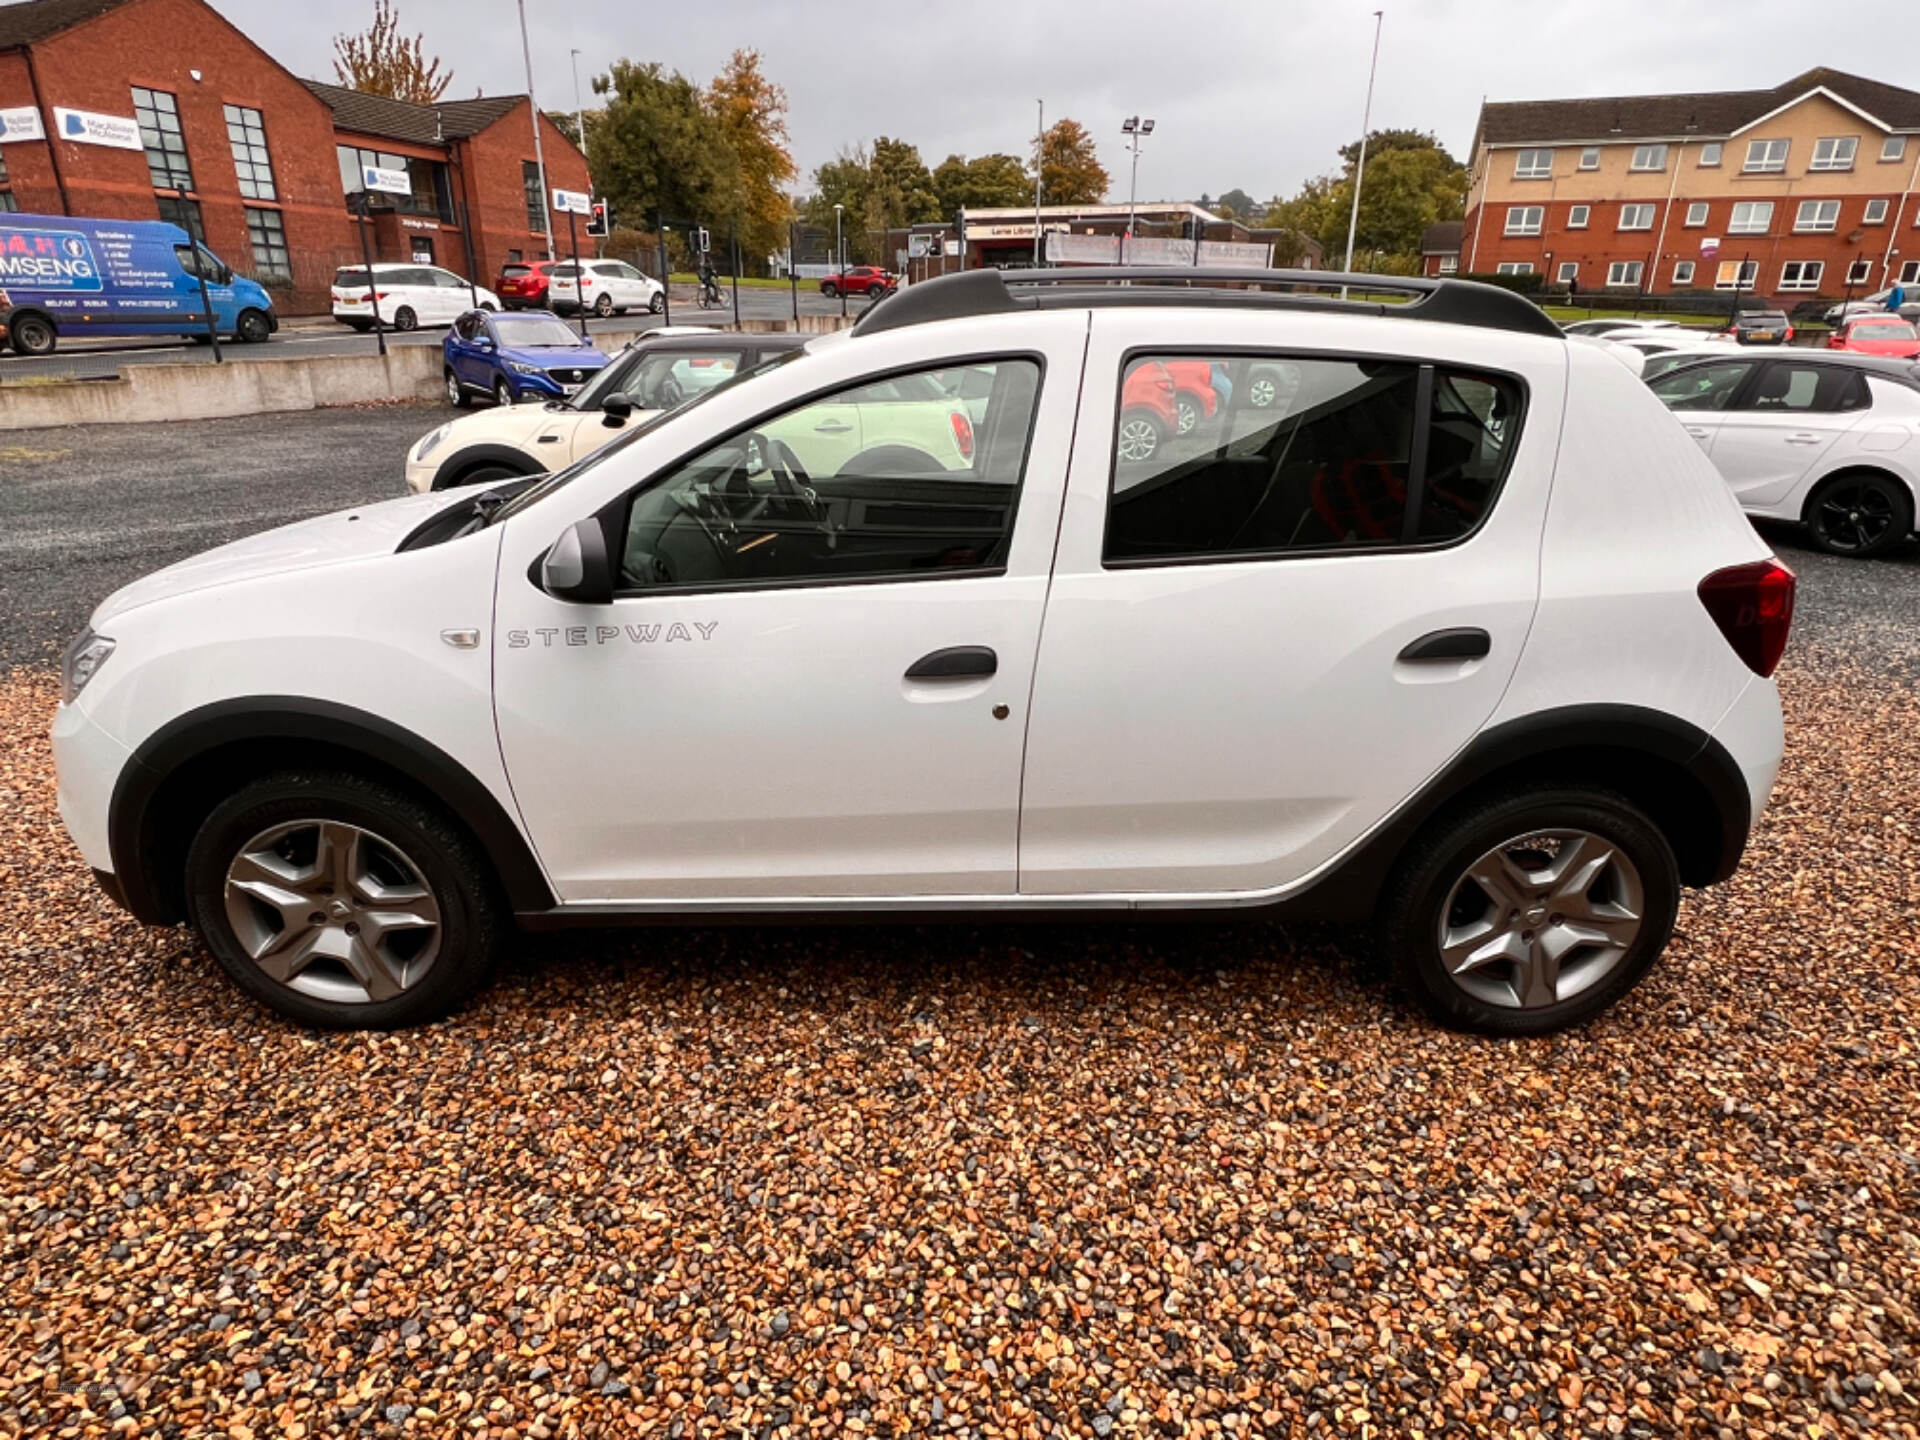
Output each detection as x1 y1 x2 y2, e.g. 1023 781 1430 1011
0 213 277 357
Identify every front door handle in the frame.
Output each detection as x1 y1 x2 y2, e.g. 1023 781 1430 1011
1398 627 1491 662
814 420 853 434
537 433 564 443
906 645 997 680
1785 433 1822 444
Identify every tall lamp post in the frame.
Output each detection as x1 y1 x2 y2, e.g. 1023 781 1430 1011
1121 116 1155 259
515 0 553 261
833 203 846 318
1033 99 1044 267
1341 8 1385 291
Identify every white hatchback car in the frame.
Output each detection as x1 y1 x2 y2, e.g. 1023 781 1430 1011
54 268 1792 1036
332 263 501 332
1649 350 1920 556
547 259 664 317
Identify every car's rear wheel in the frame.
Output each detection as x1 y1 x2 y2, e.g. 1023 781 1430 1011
868 283 886 298
649 292 664 314
1116 407 1166 464
445 368 470 409
1378 785 1679 1035
821 282 838 298
1804 470 1912 558
594 293 614 317
236 309 271 344
392 306 418 333
9 312 56 357
494 376 516 407
1175 395 1200 434
185 772 503 1029
345 320 372 333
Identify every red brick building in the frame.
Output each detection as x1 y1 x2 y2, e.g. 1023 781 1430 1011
1462 69 1920 302
0 0 588 314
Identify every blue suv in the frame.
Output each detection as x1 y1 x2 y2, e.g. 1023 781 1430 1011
443 309 610 408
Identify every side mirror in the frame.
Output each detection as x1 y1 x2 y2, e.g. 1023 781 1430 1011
540 518 614 604
601 393 633 428
476 337 495 351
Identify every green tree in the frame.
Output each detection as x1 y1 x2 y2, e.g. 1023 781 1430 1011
1214 186 1257 219
332 0 449 102
1033 118 1108 205
1267 130 1465 270
589 60 735 242
805 145 878 262
932 152 1031 215
803 138 940 263
869 136 942 226
709 49 797 262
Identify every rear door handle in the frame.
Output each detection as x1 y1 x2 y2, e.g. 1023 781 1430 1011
1398 627 1491 662
906 645 997 680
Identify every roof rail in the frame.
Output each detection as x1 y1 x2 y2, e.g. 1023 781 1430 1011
852 266 1564 340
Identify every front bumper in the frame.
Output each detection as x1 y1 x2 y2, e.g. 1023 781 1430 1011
52 698 133 883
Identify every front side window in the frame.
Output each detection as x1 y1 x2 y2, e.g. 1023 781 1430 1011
1779 260 1824 290
1606 260 1644 287
1504 205 1543 236
1810 136 1858 171
619 359 1041 591
613 349 744 408
523 161 547 233
1567 204 1589 229
1744 138 1789 173
1629 144 1668 172
1514 149 1553 179
1579 146 1601 170
224 104 275 201
1699 142 1724 167
1618 203 1655 231
244 206 289 281
1673 260 1696 284
1685 201 1709 226
131 86 192 192
1794 200 1840 232
1865 198 1890 224
1729 201 1774 234
1105 356 1522 563
1650 361 1754 411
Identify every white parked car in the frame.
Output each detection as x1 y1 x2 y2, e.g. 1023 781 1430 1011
546 259 664 317
53 268 1791 1036
332 264 501 332
1649 350 1920 556
1823 287 1920 326
1560 317 1688 338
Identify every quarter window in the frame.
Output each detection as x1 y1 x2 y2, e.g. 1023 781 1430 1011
1794 200 1840 232
223 104 275 201
1728 201 1773 235
1685 201 1709 227
244 206 290 281
1617 203 1655 231
131 86 193 192
1778 260 1824 290
1504 205 1543 236
1629 144 1667 172
1809 136 1858 171
1567 205 1589 229
618 360 1041 590
1105 356 1523 562
1513 149 1553 179
1744 138 1789 173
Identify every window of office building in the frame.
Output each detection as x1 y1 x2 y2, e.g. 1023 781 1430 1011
131 86 193 192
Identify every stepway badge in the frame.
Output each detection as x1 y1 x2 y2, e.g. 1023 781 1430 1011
0 229 103 291
51 107 144 151
0 107 45 144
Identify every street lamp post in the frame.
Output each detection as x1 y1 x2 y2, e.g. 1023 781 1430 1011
834 203 846 318
1121 116 1155 259
515 0 553 261
1033 99 1044 267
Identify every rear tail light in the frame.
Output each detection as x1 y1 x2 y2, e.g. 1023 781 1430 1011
949 410 974 461
1698 558 1795 677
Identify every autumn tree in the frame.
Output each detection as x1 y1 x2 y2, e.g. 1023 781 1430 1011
1266 130 1465 270
332 0 449 103
708 50 796 262
1033 118 1108 206
1213 187 1258 220
933 153 1031 215
590 61 735 248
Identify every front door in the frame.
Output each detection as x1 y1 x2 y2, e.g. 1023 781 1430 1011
1644 357 1759 458
1707 358 1870 506
1018 317 1552 898
490 331 1082 903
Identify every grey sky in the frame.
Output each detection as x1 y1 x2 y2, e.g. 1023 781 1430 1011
211 0 1915 204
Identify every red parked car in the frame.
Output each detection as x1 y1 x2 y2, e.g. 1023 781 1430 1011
821 266 894 299
1826 313 1920 357
496 260 561 311
1117 361 1180 463
1162 360 1221 436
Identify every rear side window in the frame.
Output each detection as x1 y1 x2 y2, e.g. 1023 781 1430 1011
1104 354 1523 563
1739 361 1870 413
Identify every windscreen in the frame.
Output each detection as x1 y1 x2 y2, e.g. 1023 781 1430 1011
491 315 582 348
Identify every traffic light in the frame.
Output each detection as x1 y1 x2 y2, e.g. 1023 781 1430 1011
695 227 711 254
586 199 612 237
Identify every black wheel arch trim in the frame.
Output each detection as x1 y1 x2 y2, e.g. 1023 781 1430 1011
108 696 556 924
432 443 544 491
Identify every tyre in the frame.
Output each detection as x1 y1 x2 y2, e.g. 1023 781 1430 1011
184 771 504 1029
1803 470 1913 558
9 312 56 357
594 292 614 317
649 292 664 314
236 308 271 344
445 368 470 409
480 302 498 312
1115 407 1167 464
1175 394 1200 435
868 284 886 298
1377 784 1680 1036
494 376 516 407
821 282 838 298
450 462 525 489
392 306 419 333
345 320 373 334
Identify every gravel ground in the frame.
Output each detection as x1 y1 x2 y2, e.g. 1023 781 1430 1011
2 543 1918 1436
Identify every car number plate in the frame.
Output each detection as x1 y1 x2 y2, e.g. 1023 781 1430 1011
562 384 582 396
1750 330 1775 340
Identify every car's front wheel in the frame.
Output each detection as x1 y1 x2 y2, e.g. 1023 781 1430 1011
445 368 470 408
1377 784 1679 1035
9 312 57 356
236 309 272 344
1804 470 1913 558
185 772 503 1029
594 293 614 317
1116 407 1167 464
1175 395 1200 434
494 376 516 407
821 282 838 298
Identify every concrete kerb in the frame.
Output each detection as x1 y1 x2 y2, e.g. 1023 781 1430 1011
0 315 856 431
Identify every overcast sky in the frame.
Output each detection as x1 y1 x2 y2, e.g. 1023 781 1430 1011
210 0 1915 204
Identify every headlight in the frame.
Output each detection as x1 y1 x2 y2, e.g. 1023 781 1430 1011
414 423 452 462
62 629 115 705
510 361 543 376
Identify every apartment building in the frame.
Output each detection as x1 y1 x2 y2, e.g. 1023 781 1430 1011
1463 68 1920 299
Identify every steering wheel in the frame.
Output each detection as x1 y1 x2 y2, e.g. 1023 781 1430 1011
739 430 829 528
654 374 684 409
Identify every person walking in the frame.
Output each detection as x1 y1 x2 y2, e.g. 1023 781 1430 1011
1887 280 1906 314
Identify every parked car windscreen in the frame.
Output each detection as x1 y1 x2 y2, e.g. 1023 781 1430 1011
1851 319 1917 339
549 264 582 279
489 314 584 348
333 267 370 288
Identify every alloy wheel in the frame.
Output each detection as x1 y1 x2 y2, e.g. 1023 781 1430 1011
223 819 442 1006
1248 376 1276 408
1436 829 1643 1011
1813 478 1898 553
495 378 515 407
1176 398 1198 434
1117 418 1160 463
445 371 462 405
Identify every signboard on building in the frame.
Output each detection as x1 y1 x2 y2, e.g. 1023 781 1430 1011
907 234 933 258
51 107 143 151
0 107 45 144
1700 237 1721 259
552 188 591 215
362 165 412 196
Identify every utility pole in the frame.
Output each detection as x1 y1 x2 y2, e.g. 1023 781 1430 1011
834 203 846 319
1033 99 1044 267
1121 116 1155 259
570 48 589 256
1341 8 1384 292
516 0 553 260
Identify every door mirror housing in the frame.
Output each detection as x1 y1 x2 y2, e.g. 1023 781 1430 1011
601 393 633 428
540 518 614 604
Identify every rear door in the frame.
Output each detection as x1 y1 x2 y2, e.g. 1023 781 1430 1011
1645 358 1760 456
1018 312 1558 899
1707 359 1870 506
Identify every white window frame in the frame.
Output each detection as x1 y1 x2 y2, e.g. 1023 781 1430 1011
1864 198 1889 224
1513 148 1554 179
1629 144 1668 172
1684 201 1709 227
1698 142 1723 167
1779 260 1824 291
1567 204 1589 230
1578 146 1601 171
1556 260 1578 284
1902 260 1920 284
1436 255 1458 274
1809 136 1858 172
1728 201 1774 235
1882 135 1908 163
1606 260 1644 288
1715 259 1760 291
1744 138 1790 173
1672 260 1696 285
1494 262 1534 275
1794 199 1840 233
1617 203 1655 232
1848 258 1873 284
1504 205 1544 236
